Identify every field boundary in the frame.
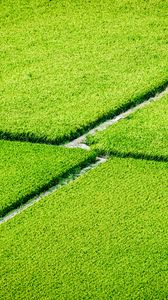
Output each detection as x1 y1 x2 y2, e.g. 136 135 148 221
0 157 106 224
95 150 168 163
65 85 168 149
1 82 168 224
0 153 97 219
0 80 168 146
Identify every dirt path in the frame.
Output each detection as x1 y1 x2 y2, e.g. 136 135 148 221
1 85 168 224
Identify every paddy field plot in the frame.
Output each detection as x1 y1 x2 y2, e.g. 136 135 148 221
1 0 168 143
1 0 168 299
88 93 168 160
0 140 96 217
0 157 168 299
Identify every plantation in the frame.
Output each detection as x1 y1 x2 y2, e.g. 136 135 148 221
1 0 168 143
0 140 96 217
88 93 168 159
1 158 168 299
1 0 168 299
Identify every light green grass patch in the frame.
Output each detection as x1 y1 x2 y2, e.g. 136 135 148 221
0 140 96 217
1 0 168 143
0 157 168 299
88 93 168 160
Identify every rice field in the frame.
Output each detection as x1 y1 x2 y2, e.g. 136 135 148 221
0 0 168 299
1 157 168 299
1 0 168 143
0 140 96 217
88 93 168 159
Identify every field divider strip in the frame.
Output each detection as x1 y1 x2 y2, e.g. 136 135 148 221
0 82 168 146
0 156 107 225
65 86 168 150
1 84 168 224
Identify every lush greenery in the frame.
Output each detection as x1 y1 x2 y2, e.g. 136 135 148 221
0 157 168 299
1 1 168 298
0 140 96 217
1 0 168 143
88 94 168 160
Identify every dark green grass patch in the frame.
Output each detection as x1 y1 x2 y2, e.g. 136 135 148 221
0 140 96 217
0 157 168 299
88 94 168 160
1 0 168 143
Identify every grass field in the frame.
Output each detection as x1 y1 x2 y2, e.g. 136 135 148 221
0 140 96 217
1 157 168 299
1 0 168 299
88 93 168 160
1 0 168 143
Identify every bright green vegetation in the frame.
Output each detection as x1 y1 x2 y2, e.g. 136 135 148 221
0 140 96 217
1 1 168 298
1 157 168 299
1 0 168 143
88 94 168 160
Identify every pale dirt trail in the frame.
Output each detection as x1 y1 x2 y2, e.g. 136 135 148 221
1 85 168 224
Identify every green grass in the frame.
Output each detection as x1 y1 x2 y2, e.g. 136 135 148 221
1 0 168 143
1 1 168 298
88 94 168 160
0 140 96 217
0 157 168 299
